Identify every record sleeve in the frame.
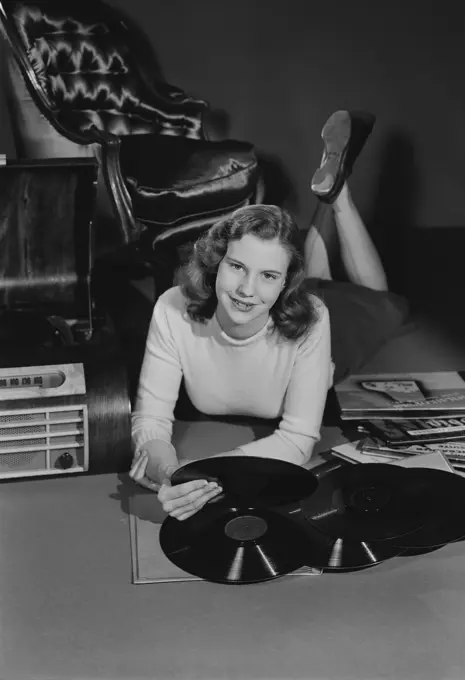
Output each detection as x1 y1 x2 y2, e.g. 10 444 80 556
361 417 465 445
357 437 465 472
335 371 465 420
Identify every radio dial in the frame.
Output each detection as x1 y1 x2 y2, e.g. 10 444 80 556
56 452 74 470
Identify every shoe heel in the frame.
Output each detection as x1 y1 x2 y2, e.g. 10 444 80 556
311 111 351 193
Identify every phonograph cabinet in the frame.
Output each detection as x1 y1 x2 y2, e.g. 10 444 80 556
0 157 131 477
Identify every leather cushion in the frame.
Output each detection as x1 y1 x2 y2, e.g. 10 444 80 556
118 134 259 245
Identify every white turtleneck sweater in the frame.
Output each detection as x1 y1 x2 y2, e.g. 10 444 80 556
131 286 333 465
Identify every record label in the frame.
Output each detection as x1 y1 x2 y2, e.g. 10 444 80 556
225 515 268 541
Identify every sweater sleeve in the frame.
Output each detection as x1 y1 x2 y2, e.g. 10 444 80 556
131 292 183 454
236 302 333 465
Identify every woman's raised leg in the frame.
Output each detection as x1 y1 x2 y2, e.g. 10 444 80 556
332 183 388 291
303 202 334 280
303 109 388 291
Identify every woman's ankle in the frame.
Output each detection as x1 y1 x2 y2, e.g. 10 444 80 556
332 182 351 213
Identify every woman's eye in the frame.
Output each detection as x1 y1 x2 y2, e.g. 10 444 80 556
263 273 277 281
230 262 242 270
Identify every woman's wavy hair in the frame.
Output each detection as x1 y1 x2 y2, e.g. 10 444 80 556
176 204 320 340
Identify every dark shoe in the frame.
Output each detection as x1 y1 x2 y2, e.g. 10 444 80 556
311 110 376 202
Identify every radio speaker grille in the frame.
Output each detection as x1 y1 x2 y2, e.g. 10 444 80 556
0 405 89 478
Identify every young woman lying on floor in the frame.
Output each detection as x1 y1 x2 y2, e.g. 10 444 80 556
130 110 408 520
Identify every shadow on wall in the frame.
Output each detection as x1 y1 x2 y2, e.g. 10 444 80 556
367 127 465 321
258 151 299 213
367 127 420 297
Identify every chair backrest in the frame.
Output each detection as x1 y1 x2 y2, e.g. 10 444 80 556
0 0 206 145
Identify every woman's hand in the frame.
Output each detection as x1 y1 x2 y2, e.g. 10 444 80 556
129 451 223 521
158 477 223 521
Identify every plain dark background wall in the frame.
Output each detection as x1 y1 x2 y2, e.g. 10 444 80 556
0 0 464 302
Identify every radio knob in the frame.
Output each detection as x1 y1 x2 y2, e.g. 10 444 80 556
56 452 74 469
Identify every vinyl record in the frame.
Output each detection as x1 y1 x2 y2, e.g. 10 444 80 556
300 463 432 542
159 503 308 584
288 508 404 572
320 539 401 573
388 468 465 550
171 456 318 507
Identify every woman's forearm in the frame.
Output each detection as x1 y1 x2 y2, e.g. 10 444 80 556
141 439 180 485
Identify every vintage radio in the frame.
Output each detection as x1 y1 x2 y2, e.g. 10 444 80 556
0 362 89 478
0 345 131 478
0 158 131 478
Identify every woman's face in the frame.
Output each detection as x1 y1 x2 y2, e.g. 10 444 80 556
215 233 290 338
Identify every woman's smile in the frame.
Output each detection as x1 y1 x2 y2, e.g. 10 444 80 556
228 295 256 312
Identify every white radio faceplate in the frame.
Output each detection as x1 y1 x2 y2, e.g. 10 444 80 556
0 363 86 401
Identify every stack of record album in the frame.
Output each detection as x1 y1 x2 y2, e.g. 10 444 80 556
159 457 465 585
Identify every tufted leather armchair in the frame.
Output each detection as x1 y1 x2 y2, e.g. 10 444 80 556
0 0 262 274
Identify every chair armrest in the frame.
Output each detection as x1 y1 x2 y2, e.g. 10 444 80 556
97 132 139 245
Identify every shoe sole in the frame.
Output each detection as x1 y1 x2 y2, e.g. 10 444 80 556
311 111 351 194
